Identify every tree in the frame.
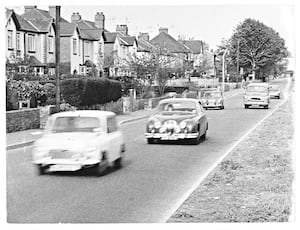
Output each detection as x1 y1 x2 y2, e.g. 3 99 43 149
228 18 288 80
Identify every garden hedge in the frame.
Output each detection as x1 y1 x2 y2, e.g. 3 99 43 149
61 78 122 107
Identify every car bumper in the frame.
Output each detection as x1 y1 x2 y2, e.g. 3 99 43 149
145 132 199 140
244 99 269 106
33 157 101 171
270 93 280 98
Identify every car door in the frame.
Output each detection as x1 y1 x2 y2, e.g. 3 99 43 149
106 115 122 161
198 102 207 135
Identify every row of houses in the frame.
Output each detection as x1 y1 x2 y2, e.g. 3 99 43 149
6 6 211 78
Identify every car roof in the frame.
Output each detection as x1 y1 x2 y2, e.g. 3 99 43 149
51 110 115 118
159 98 200 104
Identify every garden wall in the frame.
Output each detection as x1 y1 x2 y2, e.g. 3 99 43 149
6 108 40 133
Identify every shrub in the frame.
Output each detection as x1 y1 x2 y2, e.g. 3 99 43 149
61 78 122 107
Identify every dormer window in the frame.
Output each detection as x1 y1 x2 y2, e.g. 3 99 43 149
28 34 36 52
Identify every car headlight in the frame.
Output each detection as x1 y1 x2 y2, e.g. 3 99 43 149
154 120 161 129
187 123 194 131
179 121 187 129
32 145 49 160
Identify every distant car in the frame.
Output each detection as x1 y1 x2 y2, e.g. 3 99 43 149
201 91 224 110
269 85 281 99
164 92 177 98
183 90 199 100
243 83 270 109
145 98 208 145
32 110 125 176
200 87 219 98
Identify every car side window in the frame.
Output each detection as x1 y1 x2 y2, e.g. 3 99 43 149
107 116 117 133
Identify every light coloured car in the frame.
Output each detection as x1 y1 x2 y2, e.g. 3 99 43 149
269 85 281 99
201 91 224 110
243 83 270 109
32 110 125 176
145 98 208 145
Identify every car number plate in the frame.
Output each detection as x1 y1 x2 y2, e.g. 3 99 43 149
49 164 81 172
161 135 178 140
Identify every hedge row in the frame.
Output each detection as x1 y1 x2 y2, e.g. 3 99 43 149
61 78 122 107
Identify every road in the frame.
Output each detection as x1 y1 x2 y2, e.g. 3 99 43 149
6 78 291 223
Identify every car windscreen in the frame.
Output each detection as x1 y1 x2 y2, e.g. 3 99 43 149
158 101 196 114
204 92 222 98
246 86 268 93
51 117 100 133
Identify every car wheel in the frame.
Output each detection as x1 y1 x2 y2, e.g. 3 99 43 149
221 105 224 110
244 105 248 109
113 157 123 169
277 95 280 99
147 138 155 144
36 164 47 175
264 105 269 109
95 153 108 176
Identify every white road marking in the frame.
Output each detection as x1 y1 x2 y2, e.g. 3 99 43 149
161 78 292 222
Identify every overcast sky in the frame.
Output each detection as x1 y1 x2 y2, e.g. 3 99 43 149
8 3 296 55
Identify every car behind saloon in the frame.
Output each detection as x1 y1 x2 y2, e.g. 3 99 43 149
269 85 281 99
32 111 125 176
243 83 270 109
145 98 208 145
201 91 224 110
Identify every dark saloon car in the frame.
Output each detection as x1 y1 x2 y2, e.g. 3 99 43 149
145 98 208 145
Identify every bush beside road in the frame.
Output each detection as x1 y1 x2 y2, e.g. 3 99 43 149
168 92 294 222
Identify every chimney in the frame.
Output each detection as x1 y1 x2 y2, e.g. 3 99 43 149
48 6 56 19
116 25 128 36
71 12 81 23
159 28 168 34
138 33 149 41
24 6 37 13
95 12 105 29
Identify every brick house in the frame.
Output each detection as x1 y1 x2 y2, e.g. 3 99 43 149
69 12 106 76
104 25 138 77
5 6 61 75
150 28 192 71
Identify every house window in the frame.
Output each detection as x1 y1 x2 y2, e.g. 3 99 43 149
16 33 20 50
48 36 54 53
98 42 102 55
28 34 35 52
78 40 81 56
8 30 13 50
73 38 77 55
84 41 89 57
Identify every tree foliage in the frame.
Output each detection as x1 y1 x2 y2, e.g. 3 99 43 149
228 18 288 76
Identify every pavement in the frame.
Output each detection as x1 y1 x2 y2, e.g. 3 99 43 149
6 87 244 151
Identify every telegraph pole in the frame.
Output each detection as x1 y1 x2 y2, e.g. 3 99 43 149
236 39 239 84
55 6 61 112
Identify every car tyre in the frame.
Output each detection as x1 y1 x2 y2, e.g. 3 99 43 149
95 153 108 176
220 105 224 110
147 138 155 144
264 105 269 109
114 156 123 169
244 105 249 109
36 164 47 175
277 95 280 99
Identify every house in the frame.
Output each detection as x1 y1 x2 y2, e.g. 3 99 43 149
5 6 60 75
137 32 158 58
69 12 107 76
150 28 192 71
104 25 138 77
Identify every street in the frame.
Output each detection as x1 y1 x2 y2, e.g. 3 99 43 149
7 78 290 223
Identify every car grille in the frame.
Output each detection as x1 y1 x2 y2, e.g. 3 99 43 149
49 149 75 159
251 97 261 100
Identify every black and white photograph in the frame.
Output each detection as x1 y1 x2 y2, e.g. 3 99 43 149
2 0 298 228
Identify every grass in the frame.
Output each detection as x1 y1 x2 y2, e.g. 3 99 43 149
168 97 294 223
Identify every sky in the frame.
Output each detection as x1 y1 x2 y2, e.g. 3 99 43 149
8 3 295 56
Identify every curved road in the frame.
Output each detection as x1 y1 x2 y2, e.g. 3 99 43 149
6 78 290 223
